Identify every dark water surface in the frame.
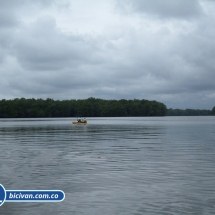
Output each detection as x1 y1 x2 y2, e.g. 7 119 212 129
0 117 215 214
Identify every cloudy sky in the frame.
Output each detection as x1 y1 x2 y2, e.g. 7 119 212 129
0 0 215 109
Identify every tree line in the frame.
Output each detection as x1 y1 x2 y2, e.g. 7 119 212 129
0 98 214 118
166 108 212 116
0 97 167 118
212 106 215 115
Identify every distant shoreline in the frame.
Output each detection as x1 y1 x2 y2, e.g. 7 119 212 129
0 98 214 118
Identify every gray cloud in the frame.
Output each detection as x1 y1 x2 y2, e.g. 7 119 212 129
0 0 215 109
116 0 203 19
12 15 106 71
0 11 18 28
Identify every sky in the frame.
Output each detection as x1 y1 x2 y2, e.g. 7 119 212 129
0 0 215 109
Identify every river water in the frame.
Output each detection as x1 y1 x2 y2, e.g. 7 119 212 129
0 116 215 214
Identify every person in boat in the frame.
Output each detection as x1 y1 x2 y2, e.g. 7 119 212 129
76 117 87 123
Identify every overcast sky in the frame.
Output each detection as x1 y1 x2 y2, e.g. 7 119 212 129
0 0 215 109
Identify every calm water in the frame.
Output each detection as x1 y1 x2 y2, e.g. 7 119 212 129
0 117 215 214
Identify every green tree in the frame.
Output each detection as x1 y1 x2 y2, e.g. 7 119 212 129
212 106 215 115
0 97 168 118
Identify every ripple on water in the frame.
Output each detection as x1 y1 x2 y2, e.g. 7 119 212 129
0 117 215 214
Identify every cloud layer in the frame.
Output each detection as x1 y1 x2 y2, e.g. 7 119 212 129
117 0 203 19
0 0 215 109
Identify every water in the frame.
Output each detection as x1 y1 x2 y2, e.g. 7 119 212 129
0 116 215 214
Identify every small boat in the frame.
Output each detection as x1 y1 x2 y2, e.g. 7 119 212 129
72 118 87 124
72 120 87 125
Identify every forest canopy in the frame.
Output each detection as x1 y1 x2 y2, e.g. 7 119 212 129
0 98 213 118
166 108 212 116
212 106 215 115
0 97 167 118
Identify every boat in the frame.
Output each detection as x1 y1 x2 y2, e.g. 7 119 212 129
72 120 87 125
72 118 87 125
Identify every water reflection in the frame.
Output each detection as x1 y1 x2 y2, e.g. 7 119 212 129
0 117 215 214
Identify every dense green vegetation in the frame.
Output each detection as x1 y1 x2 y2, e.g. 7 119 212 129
0 97 167 118
212 106 215 115
166 108 212 116
0 98 213 117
